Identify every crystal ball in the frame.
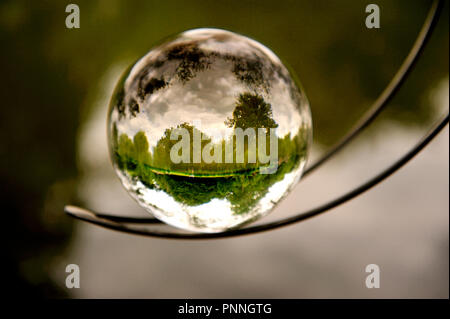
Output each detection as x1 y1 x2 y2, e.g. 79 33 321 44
107 28 312 233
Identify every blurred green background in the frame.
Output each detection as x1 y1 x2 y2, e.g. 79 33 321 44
0 0 448 298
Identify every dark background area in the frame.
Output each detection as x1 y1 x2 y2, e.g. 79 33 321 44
0 0 448 298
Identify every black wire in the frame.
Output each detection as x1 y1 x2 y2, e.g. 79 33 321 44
303 0 442 177
65 0 447 239
65 112 449 239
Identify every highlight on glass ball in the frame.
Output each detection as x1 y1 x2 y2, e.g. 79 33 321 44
107 28 312 233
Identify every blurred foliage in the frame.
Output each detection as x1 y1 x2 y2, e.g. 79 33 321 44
0 0 447 297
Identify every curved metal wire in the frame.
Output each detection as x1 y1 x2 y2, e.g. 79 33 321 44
304 0 442 177
65 0 446 239
66 113 449 238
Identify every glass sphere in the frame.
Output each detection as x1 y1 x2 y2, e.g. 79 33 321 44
107 28 312 233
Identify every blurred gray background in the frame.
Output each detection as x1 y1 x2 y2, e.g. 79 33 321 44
1 0 448 298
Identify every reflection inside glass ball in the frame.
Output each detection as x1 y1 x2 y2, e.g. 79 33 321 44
107 28 312 233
